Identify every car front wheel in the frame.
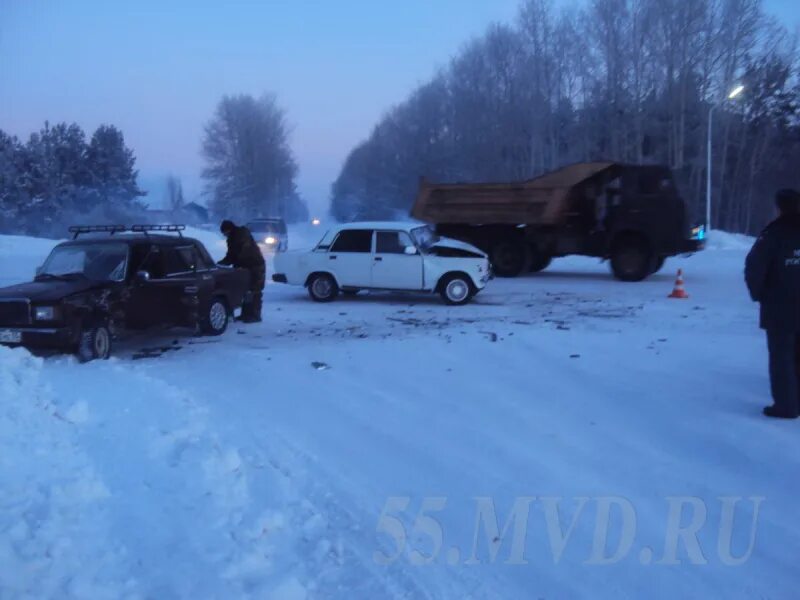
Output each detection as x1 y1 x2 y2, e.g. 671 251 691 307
308 273 339 302
440 274 474 306
201 297 229 335
77 322 112 362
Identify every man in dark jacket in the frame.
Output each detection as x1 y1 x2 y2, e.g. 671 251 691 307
745 189 800 419
218 220 266 323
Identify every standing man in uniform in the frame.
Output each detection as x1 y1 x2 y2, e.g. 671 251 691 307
218 220 266 323
745 189 800 419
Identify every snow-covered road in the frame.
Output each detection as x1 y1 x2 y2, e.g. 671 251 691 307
2 228 798 599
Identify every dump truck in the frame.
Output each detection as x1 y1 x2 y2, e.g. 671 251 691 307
410 162 705 281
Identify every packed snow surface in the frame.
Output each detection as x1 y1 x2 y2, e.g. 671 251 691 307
0 227 797 599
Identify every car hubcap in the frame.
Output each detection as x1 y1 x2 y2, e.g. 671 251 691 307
313 278 332 298
210 302 226 330
94 328 109 357
446 279 469 302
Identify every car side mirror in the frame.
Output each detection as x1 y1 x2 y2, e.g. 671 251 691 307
135 270 151 283
35 266 43 276
404 246 418 256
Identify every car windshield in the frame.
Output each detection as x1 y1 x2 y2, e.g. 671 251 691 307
39 243 128 282
411 226 440 253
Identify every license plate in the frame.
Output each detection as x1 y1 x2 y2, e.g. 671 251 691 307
0 330 21 343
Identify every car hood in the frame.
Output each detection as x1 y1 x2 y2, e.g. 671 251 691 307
0 278 104 303
430 237 487 258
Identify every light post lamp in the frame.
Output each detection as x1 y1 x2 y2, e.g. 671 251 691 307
706 84 745 232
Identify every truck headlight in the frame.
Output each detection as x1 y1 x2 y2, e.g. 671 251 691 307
34 306 58 320
265 236 277 245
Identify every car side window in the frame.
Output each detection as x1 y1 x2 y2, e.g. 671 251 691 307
193 243 215 270
137 245 167 279
164 246 196 275
376 231 414 254
329 230 373 253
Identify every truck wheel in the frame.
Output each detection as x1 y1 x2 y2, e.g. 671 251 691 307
610 235 654 282
201 297 229 335
308 273 339 302
651 256 666 275
77 322 112 362
490 240 528 277
439 274 474 306
529 249 552 273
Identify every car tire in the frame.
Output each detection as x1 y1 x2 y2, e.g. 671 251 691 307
490 240 528 278
439 273 474 306
610 234 655 282
201 296 229 335
308 273 339 302
77 322 112 363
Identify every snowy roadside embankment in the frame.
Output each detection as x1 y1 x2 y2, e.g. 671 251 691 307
0 346 128 598
704 230 755 251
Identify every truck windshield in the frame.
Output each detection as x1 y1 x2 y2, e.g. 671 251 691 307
39 243 128 282
411 226 440 253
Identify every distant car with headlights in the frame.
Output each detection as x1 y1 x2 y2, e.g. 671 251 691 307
272 222 491 305
0 225 250 362
247 218 288 252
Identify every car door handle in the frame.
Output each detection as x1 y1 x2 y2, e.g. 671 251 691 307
374 257 383 262
329 255 337 260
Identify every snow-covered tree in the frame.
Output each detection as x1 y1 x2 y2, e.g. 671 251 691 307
85 124 144 213
201 93 308 222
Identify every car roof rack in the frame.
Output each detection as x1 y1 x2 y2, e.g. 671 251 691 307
130 224 186 238
68 225 128 240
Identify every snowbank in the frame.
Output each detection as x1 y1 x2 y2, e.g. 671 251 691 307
0 235 60 287
705 230 755 251
0 346 126 598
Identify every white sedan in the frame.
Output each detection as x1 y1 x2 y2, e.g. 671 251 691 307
272 222 491 305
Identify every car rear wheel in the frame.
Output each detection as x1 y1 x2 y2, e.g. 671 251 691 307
201 297 229 335
77 322 112 362
439 274 474 306
308 273 339 302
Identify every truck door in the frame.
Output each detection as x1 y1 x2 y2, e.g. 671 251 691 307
372 231 424 290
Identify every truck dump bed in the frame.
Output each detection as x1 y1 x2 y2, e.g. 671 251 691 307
411 162 618 225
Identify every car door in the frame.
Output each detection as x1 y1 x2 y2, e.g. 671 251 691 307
160 245 203 327
327 229 374 287
125 243 169 329
372 230 424 290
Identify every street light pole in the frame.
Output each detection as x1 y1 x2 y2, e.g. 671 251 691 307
706 104 715 231
705 84 745 233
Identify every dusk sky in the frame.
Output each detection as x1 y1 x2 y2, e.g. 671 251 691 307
2 0 798 215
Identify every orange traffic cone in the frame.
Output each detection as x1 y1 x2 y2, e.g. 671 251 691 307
668 269 689 299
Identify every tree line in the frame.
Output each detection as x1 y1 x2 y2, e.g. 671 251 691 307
331 0 800 235
0 93 308 236
0 123 144 236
